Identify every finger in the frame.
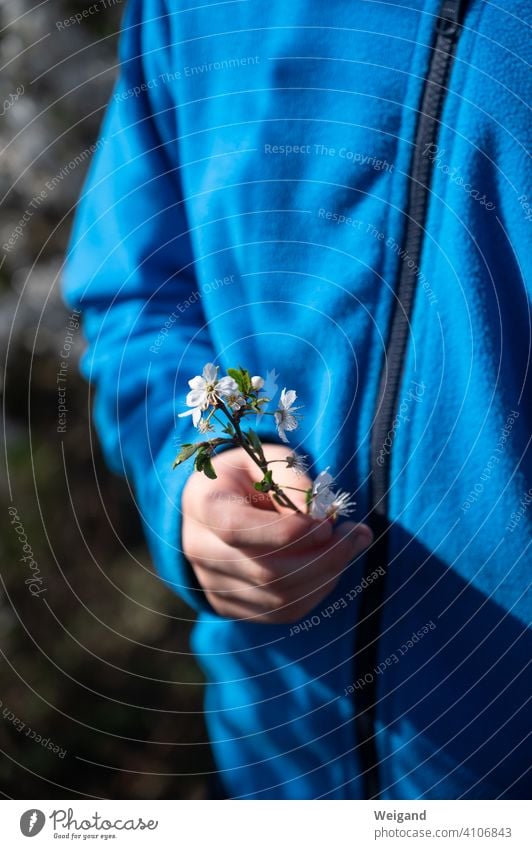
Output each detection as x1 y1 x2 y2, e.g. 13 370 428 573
203 592 283 623
213 443 314 513
197 561 342 624
186 518 372 593
189 444 322 546
249 520 374 588
238 520 373 592
204 493 334 551
184 517 326 587
192 525 373 624
193 563 301 620
311 521 374 578
184 520 321 589
252 522 372 603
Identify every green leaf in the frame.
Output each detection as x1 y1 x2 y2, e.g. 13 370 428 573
227 367 245 393
194 448 207 472
253 469 273 492
240 367 252 395
202 457 217 479
305 487 314 506
194 446 218 479
227 366 252 395
222 423 235 436
246 428 264 457
173 443 200 469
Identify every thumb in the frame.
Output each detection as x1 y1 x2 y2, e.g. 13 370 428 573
335 521 374 558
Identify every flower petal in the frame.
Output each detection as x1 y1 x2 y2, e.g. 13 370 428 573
202 363 218 383
275 411 290 443
310 500 328 519
216 376 239 396
185 389 207 408
282 413 298 432
313 470 334 495
280 388 297 409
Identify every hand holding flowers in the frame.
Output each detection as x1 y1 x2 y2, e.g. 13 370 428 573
181 443 373 622
174 363 356 520
177 364 373 622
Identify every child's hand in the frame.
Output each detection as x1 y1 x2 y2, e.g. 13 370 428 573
182 444 373 623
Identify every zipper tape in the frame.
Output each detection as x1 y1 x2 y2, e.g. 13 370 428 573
352 0 468 799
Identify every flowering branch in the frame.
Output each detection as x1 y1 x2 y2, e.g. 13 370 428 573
173 363 356 520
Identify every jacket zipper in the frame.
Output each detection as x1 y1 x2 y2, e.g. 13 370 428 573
354 0 468 800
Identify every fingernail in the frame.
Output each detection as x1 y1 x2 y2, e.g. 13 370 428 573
340 522 372 547
353 524 373 549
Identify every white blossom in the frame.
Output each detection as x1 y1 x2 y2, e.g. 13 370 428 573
286 453 309 476
197 418 215 434
310 469 356 520
226 391 246 412
274 388 301 443
178 363 238 427
251 375 264 390
326 490 357 520
310 469 335 516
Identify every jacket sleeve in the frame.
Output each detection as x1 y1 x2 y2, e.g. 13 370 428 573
62 0 214 611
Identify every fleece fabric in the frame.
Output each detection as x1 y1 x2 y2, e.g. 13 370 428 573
63 0 531 799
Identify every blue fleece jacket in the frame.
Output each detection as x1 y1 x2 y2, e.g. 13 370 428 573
63 0 531 799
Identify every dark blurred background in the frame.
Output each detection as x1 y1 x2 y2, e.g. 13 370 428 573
0 0 211 799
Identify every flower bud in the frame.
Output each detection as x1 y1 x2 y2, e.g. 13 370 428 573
251 375 264 390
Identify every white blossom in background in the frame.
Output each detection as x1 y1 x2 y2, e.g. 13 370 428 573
286 453 309 476
226 391 246 412
274 388 301 443
197 418 215 434
255 368 279 425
